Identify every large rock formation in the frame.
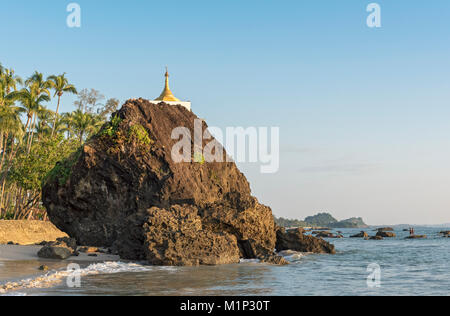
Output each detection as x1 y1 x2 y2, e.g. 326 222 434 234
43 99 334 266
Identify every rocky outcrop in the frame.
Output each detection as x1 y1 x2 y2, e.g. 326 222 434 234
376 231 396 238
376 227 394 232
369 236 383 240
405 235 427 239
276 228 336 254
43 99 333 266
351 231 369 238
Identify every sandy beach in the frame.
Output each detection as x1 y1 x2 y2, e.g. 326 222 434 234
0 244 121 294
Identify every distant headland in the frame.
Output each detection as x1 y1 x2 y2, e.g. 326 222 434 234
275 212 369 229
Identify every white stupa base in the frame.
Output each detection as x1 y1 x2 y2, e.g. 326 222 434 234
148 100 191 112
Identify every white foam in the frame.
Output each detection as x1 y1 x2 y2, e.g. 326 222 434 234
239 258 261 264
278 250 309 262
0 261 155 295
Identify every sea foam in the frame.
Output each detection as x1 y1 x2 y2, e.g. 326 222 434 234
0 261 156 295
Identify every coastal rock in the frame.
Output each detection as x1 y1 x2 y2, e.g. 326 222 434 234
142 205 241 266
376 231 396 238
315 231 334 238
351 231 369 238
405 235 427 239
275 227 336 254
376 227 394 232
43 99 291 266
239 238 288 265
38 265 49 271
37 245 72 260
369 236 383 240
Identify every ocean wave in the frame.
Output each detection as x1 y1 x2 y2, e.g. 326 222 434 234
0 261 155 295
239 258 261 264
278 250 309 262
239 251 309 265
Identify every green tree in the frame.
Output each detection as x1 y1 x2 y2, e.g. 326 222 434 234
48 73 77 137
8 136 79 219
8 86 51 152
69 109 104 145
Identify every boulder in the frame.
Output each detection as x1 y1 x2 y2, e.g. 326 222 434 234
38 245 72 260
42 99 288 266
38 265 49 271
315 231 335 238
276 228 336 254
39 237 77 251
405 235 427 239
351 231 369 238
376 227 394 232
369 236 383 240
376 231 396 238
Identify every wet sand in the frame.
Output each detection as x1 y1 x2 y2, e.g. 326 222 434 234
0 245 121 287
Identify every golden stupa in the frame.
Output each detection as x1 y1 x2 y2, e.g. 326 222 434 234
155 67 181 102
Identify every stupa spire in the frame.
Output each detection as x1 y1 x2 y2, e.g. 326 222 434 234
155 67 180 102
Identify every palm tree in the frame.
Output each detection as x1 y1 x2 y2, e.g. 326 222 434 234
25 71 51 98
35 107 55 140
69 110 103 145
48 73 77 137
20 72 51 150
7 87 51 152
0 102 24 211
2 68 23 94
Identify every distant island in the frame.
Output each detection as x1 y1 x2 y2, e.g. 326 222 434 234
275 212 368 229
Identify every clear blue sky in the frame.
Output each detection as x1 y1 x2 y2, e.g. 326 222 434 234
2 0 450 224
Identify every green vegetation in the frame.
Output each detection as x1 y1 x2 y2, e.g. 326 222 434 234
304 213 338 227
275 212 368 228
0 62 119 220
101 115 122 138
274 217 308 228
127 124 152 146
44 146 82 186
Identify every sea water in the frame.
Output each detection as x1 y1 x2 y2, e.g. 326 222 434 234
1 227 449 296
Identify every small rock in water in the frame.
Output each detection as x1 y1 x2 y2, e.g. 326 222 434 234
369 236 384 240
38 265 49 271
405 235 427 239
351 231 369 238
376 227 394 232
88 253 98 257
376 231 396 238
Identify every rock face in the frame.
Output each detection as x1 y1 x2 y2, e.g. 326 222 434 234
43 99 324 266
276 228 336 254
